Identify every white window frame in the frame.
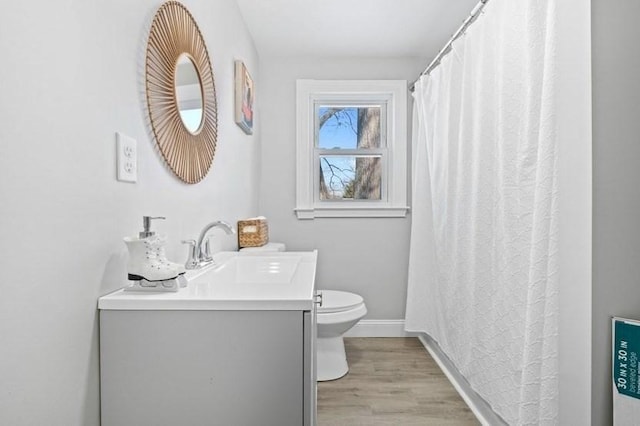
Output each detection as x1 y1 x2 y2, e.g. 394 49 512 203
295 80 408 219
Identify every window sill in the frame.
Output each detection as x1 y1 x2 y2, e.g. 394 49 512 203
294 206 409 220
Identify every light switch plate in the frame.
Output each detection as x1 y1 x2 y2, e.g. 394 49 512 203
116 132 137 183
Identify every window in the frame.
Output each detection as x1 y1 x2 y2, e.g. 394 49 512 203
295 80 408 219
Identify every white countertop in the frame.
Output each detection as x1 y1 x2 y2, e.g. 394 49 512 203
98 251 318 311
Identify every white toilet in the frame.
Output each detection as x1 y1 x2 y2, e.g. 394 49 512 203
316 290 367 381
240 242 367 381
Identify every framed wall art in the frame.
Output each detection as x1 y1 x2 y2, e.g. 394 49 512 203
234 60 254 134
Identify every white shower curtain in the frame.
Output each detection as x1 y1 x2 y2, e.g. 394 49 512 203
405 1 558 424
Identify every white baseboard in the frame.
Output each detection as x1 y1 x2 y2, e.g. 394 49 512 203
344 319 418 337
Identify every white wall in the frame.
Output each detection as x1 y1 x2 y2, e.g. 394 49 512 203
592 1 640 424
555 0 593 424
258 57 424 320
0 1 259 424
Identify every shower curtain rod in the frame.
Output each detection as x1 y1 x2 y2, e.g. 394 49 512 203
409 0 490 92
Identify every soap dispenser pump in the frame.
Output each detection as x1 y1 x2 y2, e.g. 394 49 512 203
139 216 165 239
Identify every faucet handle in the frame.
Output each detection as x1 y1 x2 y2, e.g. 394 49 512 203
201 236 213 262
181 239 198 270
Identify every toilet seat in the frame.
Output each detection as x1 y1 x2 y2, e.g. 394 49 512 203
317 290 364 314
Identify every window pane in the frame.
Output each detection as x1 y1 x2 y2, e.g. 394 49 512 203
317 106 381 149
319 156 381 200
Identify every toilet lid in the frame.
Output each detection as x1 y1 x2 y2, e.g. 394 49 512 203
317 290 364 313
239 242 286 252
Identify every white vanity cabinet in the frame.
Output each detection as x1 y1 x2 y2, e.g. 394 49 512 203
98 251 318 426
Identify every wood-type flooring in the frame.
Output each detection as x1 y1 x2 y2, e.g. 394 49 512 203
317 337 479 426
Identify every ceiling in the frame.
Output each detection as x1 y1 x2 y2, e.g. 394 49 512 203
235 0 479 58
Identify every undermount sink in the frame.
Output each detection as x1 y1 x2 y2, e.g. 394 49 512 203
98 250 318 311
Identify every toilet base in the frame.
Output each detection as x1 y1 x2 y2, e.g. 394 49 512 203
317 336 349 381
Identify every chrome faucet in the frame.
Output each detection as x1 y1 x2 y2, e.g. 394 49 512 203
182 220 236 269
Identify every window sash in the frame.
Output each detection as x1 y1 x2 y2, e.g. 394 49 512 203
315 153 387 203
313 101 388 150
313 101 389 204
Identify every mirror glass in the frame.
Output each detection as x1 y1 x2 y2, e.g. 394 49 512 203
174 54 204 133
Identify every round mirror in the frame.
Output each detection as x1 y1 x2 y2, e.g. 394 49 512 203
146 1 218 184
174 54 204 134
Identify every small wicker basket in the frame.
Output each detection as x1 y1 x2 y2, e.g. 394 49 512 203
237 217 269 248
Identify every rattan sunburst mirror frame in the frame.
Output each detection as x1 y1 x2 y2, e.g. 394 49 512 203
145 1 217 184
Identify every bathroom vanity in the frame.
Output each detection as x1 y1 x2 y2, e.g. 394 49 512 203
98 251 318 426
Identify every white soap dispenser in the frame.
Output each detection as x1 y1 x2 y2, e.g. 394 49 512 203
122 216 186 292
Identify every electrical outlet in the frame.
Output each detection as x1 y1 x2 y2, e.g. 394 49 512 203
116 132 137 183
